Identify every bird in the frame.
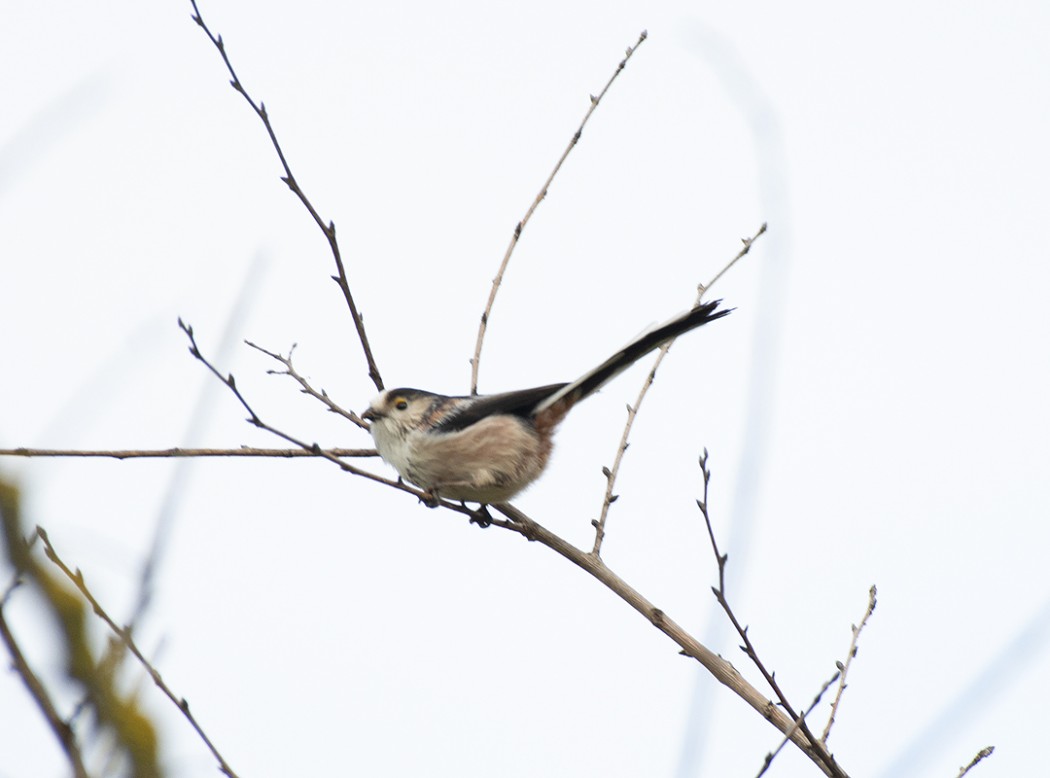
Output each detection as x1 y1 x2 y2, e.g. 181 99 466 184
362 299 729 505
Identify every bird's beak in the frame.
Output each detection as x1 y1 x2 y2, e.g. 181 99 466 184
361 407 377 422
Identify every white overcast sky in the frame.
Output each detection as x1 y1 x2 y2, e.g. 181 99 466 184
2 1 1049 777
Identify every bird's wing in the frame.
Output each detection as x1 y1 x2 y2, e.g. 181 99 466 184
432 383 568 433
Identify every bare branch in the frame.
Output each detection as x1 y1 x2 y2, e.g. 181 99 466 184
756 669 841 778
495 502 845 778
245 340 369 429
179 319 850 773
957 746 995 777
0 601 90 778
0 447 376 459
188 0 383 390
698 222 767 298
35 527 241 778
1 480 160 776
696 452 847 778
592 223 766 555
822 584 878 743
470 30 649 395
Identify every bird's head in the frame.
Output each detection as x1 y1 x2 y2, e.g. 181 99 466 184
362 389 438 439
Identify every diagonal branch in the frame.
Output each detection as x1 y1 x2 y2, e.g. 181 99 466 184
470 30 648 394
494 502 845 777
188 0 383 391
0 599 90 778
592 223 766 556
756 668 841 778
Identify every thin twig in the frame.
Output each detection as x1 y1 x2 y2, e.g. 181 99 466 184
697 222 767 299
188 0 383 391
470 30 648 395
957 746 995 777
696 451 846 778
35 527 240 778
0 603 90 778
0 447 376 459
822 584 877 743
592 223 766 555
756 669 841 778
245 340 368 429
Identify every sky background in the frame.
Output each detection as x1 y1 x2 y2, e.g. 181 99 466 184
2 1 1049 776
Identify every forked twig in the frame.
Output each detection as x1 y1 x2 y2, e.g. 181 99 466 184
245 340 368 429
34 527 241 778
592 223 766 555
188 0 383 391
470 30 648 394
756 669 841 778
822 584 877 743
697 450 846 778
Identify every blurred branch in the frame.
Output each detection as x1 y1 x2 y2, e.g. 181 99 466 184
0 447 376 459
822 584 877 743
592 223 765 555
956 746 995 777
188 0 384 391
696 451 847 778
0 479 160 777
470 30 648 395
0 540 90 778
35 526 241 778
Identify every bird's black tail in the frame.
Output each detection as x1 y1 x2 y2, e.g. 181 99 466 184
533 299 730 415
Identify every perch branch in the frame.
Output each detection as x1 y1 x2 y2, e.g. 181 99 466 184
495 502 845 777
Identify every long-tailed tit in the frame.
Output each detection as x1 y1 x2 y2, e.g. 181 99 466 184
362 300 728 504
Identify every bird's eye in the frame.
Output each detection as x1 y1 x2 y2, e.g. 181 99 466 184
394 397 409 411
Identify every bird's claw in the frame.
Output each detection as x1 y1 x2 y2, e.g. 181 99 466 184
468 504 493 528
